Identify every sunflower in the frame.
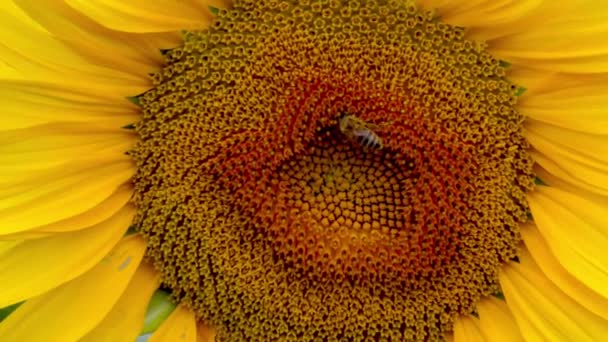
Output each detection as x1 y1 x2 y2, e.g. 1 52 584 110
1 0 607 341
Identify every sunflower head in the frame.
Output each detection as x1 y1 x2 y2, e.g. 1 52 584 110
131 0 534 339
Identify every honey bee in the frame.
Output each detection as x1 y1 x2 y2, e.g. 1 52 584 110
338 114 383 149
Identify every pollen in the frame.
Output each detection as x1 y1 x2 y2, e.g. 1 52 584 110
130 0 535 340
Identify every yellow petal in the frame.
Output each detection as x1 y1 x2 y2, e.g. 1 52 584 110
419 0 549 42
534 163 608 200
0 1 47 32
149 304 198 342
533 153 608 197
426 0 543 36
419 0 510 19
81 261 160 342
0 234 146 341
506 65 557 97
519 74 608 134
525 122 608 193
136 30 183 51
476 296 525 341
500 246 608 341
0 240 19 257
15 1 167 77
526 120 608 165
0 3 86 71
0 80 139 130
488 1 608 73
0 183 133 240
529 144 608 191
1 0 172 51
0 157 135 235
0 121 136 175
453 315 485 342
522 222 608 319
527 186 608 300
0 7 150 95
66 0 225 33
531 150 608 196
450 0 541 28
0 205 134 307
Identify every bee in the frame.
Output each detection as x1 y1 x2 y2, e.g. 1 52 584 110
338 114 383 149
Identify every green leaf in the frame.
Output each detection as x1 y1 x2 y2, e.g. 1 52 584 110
141 290 176 334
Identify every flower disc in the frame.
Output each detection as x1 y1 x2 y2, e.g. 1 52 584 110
131 0 535 340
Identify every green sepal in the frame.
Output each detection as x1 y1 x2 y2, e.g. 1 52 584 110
136 333 152 342
141 290 177 334
499 60 511 68
127 95 141 107
209 6 220 15
0 302 23 323
493 291 506 300
125 225 139 235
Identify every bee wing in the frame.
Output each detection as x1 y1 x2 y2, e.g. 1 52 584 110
370 136 380 148
354 129 375 148
364 134 375 148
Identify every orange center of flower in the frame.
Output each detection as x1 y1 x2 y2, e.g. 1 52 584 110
210 71 481 289
131 0 535 340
